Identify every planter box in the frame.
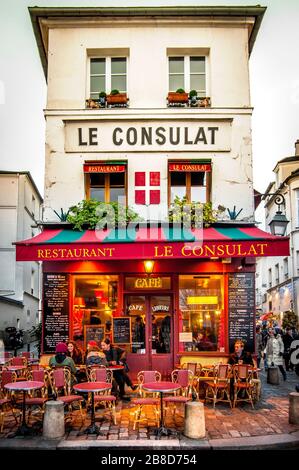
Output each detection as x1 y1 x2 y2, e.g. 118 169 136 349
167 92 189 104
106 93 128 105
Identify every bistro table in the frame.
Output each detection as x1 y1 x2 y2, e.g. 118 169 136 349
4 380 44 436
142 381 181 438
73 381 111 435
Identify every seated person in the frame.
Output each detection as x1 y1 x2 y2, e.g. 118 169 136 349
85 341 108 367
193 331 215 351
67 340 84 365
101 338 137 399
228 339 254 366
49 342 77 376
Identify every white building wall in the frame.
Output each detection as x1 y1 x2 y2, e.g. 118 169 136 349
43 19 254 222
0 173 42 335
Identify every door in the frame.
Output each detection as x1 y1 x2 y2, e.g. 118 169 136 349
125 294 173 378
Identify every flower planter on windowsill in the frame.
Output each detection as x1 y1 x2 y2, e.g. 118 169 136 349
86 98 100 109
167 91 189 105
197 97 211 108
106 93 129 107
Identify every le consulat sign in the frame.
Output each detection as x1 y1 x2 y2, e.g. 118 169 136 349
65 120 231 152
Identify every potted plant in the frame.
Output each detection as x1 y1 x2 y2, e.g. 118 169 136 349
189 89 198 106
99 91 107 107
106 89 128 105
167 88 189 104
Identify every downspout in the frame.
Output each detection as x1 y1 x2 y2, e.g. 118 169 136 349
285 181 297 317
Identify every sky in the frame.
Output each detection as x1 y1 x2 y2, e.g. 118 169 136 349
0 0 299 215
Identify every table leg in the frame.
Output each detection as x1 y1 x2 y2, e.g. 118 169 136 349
154 392 178 439
8 390 40 438
83 392 103 435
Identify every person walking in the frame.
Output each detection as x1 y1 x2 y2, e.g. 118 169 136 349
265 328 287 380
255 325 263 368
282 327 294 371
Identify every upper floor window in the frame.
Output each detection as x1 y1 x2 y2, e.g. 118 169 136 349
168 56 206 96
89 57 127 99
168 161 211 204
296 188 299 227
84 162 127 204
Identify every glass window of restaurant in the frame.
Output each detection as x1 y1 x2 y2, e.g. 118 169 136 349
72 275 119 350
178 275 225 352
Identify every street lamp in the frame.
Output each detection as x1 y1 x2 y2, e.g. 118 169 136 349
262 193 289 236
143 260 155 275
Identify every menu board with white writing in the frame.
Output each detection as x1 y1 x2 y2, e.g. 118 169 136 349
43 273 69 353
228 273 255 353
112 317 131 344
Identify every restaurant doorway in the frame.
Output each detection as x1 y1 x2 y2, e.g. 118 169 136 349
125 294 174 377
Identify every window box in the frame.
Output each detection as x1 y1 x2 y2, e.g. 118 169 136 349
106 93 129 107
167 91 189 105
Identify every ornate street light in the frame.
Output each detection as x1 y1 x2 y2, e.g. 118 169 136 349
263 193 289 236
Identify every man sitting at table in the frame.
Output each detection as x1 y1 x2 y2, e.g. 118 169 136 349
101 338 137 400
228 339 254 366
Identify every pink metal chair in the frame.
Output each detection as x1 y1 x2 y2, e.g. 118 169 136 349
87 367 116 424
0 370 19 432
204 364 232 408
163 369 193 419
131 370 161 430
48 367 84 421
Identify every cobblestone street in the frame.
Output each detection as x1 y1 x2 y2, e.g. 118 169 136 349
1 368 298 443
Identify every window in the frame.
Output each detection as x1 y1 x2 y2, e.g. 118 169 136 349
296 189 299 226
73 275 119 349
275 264 279 285
169 56 206 95
85 163 127 204
268 268 272 288
168 162 211 204
89 57 127 99
31 268 35 295
283 258 289 279
178 275 224 353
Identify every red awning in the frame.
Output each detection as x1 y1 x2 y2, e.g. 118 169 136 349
15 226 290 262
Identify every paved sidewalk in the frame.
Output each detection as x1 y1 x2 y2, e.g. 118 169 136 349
1 369 299 449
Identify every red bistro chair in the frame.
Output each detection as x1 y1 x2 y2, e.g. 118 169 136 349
131 370 161 430
0 370 19 432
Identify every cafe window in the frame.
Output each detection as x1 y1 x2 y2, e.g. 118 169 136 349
178 275 224 352
89 57 127 99
168 56 206 96
72 275 119 350
84 163 127 204
168 161 211 204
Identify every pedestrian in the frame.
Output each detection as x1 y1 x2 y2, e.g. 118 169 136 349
282 327 294 371
265 328 287 380
255 325 263 368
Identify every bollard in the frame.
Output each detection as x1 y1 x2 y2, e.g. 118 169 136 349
43 400 65 439
267 366 280 385
184 401 205 439
289 392 299 424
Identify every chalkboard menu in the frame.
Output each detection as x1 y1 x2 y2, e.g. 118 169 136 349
112 317 131 344
228 273 255 353
43 273 69 353
84 325 105 348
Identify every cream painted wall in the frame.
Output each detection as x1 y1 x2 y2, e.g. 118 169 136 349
47 23 250 109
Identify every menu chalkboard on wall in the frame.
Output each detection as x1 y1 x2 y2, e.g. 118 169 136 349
43 273 69 353
112 317 131 344
228 273 255 353
84 325 105 348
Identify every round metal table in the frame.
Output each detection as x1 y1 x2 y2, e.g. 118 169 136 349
73 381 111 435
142 381 181 438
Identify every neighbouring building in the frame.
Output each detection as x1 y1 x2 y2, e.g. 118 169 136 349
15 6 290 375
256 141 299 323
0 171 43 338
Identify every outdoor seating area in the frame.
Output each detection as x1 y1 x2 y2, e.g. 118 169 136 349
0 360 266 438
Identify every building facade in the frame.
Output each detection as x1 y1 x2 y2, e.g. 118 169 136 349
16 6 290 374
256 142 299 323
0 172 42 337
